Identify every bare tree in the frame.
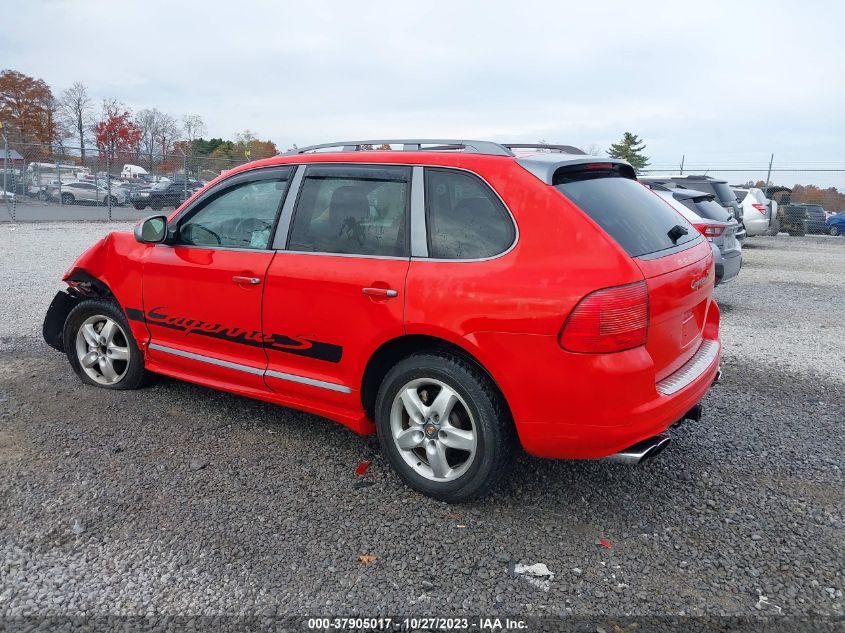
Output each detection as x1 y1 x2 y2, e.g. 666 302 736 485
135 108 163 169
58 82 94 162
583 143 603 156
158 113 182 163
182 114 205 144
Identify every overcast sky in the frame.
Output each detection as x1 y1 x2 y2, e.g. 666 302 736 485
5 0 845 186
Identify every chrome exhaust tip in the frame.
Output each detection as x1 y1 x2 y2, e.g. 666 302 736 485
607 434 671 465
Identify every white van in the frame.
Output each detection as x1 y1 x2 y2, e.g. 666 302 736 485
121 164 148 179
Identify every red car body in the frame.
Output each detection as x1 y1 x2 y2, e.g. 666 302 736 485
46 143 721 464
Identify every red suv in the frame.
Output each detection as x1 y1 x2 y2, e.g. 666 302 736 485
43 140 721 502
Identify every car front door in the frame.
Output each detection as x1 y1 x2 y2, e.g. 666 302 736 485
261 164 411 426
142 166 294 391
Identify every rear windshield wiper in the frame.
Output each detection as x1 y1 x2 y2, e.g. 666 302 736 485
667 224 689 244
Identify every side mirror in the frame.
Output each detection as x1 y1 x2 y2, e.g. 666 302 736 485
134 215 168 244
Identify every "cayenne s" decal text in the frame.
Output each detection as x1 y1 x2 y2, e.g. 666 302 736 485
125 307 342 363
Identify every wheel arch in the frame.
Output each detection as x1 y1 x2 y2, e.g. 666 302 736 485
360 333 511 423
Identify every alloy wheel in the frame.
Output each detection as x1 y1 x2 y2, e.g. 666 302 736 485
390 378 478 482
74 315 131 385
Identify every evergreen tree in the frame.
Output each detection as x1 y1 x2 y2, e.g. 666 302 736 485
607 132 650 171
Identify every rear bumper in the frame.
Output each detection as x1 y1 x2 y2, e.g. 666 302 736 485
743 215 770 237
715 249 742 284
517 337 721 459
475 302 723 460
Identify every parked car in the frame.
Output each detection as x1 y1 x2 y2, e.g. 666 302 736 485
42 139 721 501
764 186 808 236
640 175 746 241
121 164 149 179
732 187 772 237
48 181 126 206
793 203 829 234
131 181 193 210
824 212 845 236
647 186 742 284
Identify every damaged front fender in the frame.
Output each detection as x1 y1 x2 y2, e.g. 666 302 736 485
42 290 82 351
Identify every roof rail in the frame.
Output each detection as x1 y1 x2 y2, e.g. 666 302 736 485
285 139 514 157
503 143 586 155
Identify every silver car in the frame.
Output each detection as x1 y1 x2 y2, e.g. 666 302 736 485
652 189 742 284
732 187 772 237
49 181 126 206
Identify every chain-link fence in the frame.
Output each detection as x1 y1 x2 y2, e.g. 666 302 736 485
1 140 279 222
3 143 845 228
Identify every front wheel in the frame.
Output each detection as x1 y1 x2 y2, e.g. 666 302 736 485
831 226 840 237
63 298 147 390
60 193 74 205
375 353 515 502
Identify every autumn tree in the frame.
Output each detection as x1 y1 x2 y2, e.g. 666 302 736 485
94 99 141 165
0 69 57 152
58 82 94 161
607 132 650 171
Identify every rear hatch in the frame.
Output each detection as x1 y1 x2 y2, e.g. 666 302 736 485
555 165 714 381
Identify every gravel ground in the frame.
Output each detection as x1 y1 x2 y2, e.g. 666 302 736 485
0 223 843 629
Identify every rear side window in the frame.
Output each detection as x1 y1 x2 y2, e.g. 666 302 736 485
733 189 749 202
288 164 410 257
710 182 738 205
555 175 698 257
425 168 515 259
686 198 732 222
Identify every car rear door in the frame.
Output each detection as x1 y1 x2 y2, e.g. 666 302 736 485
261 164 411 418
141 166 294 391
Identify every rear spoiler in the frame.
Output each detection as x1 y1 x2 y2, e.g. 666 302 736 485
518 155 635 184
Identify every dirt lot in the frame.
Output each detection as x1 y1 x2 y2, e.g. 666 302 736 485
0 223 843 629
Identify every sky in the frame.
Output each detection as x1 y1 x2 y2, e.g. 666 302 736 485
4 0 845 187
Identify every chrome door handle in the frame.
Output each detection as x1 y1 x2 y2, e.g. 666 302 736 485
232 276 261 285
362 287 398 298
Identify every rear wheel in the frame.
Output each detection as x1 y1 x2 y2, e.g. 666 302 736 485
133 203 146 210
375 353 514 502
831 226 840 237
63 298 147 390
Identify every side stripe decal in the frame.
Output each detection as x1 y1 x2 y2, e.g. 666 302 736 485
127 307 343 363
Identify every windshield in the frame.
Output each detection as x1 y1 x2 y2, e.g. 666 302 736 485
556 176 698 257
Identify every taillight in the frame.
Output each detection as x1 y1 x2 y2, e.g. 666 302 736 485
693 223 725 239
752 203 767 214
559 281 649 353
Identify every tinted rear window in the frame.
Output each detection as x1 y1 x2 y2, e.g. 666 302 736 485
733 189 749 202
555 176 698 257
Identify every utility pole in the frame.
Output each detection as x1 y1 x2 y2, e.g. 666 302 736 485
106 152 112 222
764 153 774 191
2 121 8 208
680 154 685 175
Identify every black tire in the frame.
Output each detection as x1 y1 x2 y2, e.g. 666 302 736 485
151 201 163 211
375 353 515 502
63 298 147 390
60 193 74 205
830 226 840 237
133 204 146 210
